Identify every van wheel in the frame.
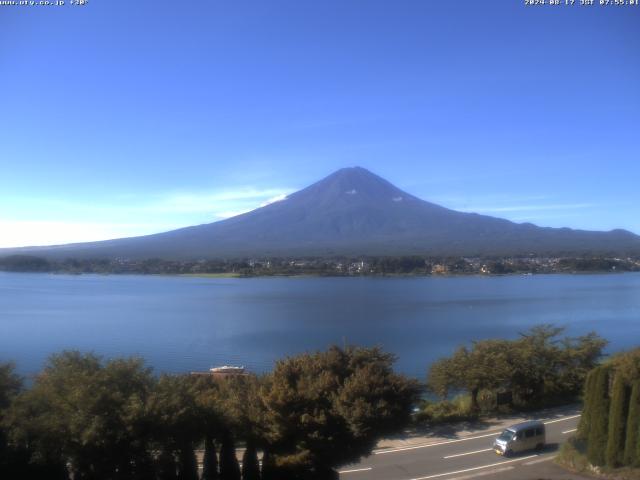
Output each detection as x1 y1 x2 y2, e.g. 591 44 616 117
505 449 513 457
535 443 544 451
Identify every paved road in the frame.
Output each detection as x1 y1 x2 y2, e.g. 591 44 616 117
339 414 584 480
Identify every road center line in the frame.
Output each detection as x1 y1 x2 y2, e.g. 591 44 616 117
448 466 514 480
338 467 373 474
523 456 555 466
375 432 500 455
444 448 492 459
375 413 581 455
409 454 539 480
544 414 581 424
562 428 578 434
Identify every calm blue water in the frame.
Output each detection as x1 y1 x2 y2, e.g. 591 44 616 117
1 272 639 379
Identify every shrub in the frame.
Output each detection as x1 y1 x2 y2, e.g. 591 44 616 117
556 437 590 473
414 395 477 425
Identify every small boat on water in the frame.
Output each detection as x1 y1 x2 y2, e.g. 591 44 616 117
209 365 245 374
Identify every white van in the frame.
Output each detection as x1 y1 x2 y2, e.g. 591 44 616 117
493 420 545 456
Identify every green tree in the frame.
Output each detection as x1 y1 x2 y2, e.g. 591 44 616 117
0 363 26 478
0 255 51 272
623 380 640 467
578 348 640 469
428 325 606 412
260 450 277 480
615 349 640 385
586 366 610 466
191 375 227 480
219 431 241 480
6 352 154 479
177 447 198 480
148 375 204 480
606 374 630 467
556 332 608 397
428 341 513 412
427 355 456 399
213 372 268 479
157 449 178 480
0 363 21 412
261 346 421 477
241 443 260 480
511 325 566 405
578 368 597 441
202 434 219 480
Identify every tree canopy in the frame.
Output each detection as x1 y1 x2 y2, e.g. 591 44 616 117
428 325 607 411
1 346 420 480
260 346 421 477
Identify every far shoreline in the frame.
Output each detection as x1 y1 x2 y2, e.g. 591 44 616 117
1 253 639 278
2 270 640 279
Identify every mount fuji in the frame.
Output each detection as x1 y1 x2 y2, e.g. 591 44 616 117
3 167 639 259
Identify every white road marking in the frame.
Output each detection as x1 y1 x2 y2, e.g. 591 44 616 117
375 432 501 455
562 428 578 434
409 454 539 480
338 467 373 474
375 413 581 455
523 455 555 466
443 448 492 459
448 466 514 480
544 414 581 424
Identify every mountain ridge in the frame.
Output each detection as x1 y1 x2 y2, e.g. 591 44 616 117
2 167 639 259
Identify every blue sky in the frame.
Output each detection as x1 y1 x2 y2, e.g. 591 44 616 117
1 0 638 247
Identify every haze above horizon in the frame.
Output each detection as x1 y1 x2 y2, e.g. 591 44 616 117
1 0 638 248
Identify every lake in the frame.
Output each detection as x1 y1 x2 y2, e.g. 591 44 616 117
1 272 639 379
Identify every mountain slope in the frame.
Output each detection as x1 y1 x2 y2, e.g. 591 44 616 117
3 167 640 259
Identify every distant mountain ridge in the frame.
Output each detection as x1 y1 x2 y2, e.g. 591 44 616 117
3 167 640 259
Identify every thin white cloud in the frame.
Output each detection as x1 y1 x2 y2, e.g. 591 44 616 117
214 193 289 219
215 210 252 219
0 186 295 247
0 220 184 248
2 188 293 219
259 193 288 207
432 194 551 205
462 203 595 213
142 188 293 214
511 213 588 222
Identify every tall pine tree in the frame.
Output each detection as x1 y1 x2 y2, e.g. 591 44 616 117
605 374 630 467
578 368 597 440
241 442 260 480
624 381 640 467
219 432 241 480
260 450 274 480
157 449 178 480
587 366 610 466
177 444 199 480
202 435 219 480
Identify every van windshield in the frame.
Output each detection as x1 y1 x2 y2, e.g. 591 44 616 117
498 429 515 441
